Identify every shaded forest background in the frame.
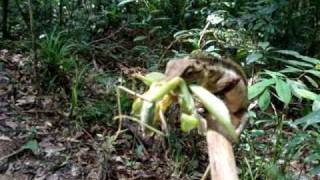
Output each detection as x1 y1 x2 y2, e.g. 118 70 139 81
1 0 320 179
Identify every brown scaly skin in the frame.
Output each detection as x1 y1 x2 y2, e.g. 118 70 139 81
164 52 248 129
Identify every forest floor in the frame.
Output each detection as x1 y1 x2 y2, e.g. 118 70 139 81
0 49 208 180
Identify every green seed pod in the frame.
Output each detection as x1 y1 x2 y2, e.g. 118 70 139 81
180 113 200 132
131 98 142 116
190 85 238 143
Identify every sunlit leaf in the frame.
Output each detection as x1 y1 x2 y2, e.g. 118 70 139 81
248 79 275 100
293 88 320 101
279 66 303 73
313 101 320 111
275 50 320 65
275 78 291 105
258 89 271 111
304 75 319 88
306 70 320 78
133 36 147 42
246 53 263 64
118 0 135 7
295 110 320 129
207 14 224 25
258 42 270 49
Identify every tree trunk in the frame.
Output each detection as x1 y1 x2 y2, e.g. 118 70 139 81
2 0 9 39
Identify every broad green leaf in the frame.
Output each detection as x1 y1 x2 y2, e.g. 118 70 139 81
313 101 320 111
293 88 320 101
22 140 39 153
305 153 320 162
309 166 320 176
295 110 320 129
246 53 263 64
258 42 270 50
275 50 320 65
118 0 135 7
180 113 199 132
275 78 291 105
263 70 286 79
286 60 314 68
258 89 271 111
305 70 320 78
279 66 302 73
248 79 275 100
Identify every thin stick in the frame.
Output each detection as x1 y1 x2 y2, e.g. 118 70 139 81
0 148 24 162
114 87 123 140
201 164 211 180
118 86 151 102
159 110 168 135
113 115 165 136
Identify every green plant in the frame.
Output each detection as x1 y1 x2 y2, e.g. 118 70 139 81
38 29 76 92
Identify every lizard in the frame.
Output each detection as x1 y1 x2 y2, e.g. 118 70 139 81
164 52 248 130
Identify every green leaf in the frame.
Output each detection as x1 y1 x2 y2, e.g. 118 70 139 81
293 88 320 101
275 50 320 65
258 89 271 111
304 75 319 88
248 79 275 100
118 0 135 7
279 66 302 73
306 70 320 78
309 166 320 176
246 53 263 64
180 113 199 132
133 36 147 42
275 78 291 105
22 140 39 153
313 101 320 111
258 42 270 49
305 153 320 163
295 110 320 129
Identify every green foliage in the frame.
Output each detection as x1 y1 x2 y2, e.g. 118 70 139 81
38 29 76 91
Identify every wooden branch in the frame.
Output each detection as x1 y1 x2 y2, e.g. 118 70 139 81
206 129 238 180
